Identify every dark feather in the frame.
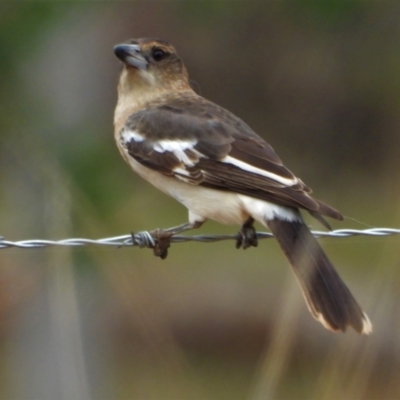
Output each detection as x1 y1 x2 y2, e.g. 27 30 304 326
122 91 343 222
267 218 368 333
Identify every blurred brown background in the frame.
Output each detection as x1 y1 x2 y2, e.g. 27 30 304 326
0 1 399 399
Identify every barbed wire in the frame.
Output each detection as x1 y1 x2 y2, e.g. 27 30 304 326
0 227 399 250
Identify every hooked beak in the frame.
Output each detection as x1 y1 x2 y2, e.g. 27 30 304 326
114 44 148 70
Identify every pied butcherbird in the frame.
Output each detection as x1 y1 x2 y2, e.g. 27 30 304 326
113 37 371 334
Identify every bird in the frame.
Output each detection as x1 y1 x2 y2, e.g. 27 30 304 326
113 37 372 334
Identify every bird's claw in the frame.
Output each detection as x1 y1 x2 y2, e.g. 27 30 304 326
236 222 258 249
151 229 172 259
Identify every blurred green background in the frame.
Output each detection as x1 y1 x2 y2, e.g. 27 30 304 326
0 1 399 399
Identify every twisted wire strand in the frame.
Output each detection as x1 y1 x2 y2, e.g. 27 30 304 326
0 228 399 250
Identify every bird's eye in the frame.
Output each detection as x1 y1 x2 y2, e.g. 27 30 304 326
152 48 167 61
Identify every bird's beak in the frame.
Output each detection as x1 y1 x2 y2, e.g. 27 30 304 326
114 44 148 70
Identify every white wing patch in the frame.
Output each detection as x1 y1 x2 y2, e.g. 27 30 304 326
222 155 298 187
121 129 201 167
152 139 199 166
152 139 197 152
121 129 145 143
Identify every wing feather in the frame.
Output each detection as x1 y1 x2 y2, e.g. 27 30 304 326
119 92 343 221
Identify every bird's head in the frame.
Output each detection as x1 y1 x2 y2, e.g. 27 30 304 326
114 38 190 96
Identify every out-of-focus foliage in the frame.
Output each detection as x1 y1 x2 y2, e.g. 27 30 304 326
0 3 57 73
0 1 399 399
283 0 367 23
0 3 56 135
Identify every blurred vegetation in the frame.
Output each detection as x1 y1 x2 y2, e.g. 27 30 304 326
0 1 399 399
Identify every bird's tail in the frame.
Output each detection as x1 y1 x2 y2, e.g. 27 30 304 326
267 218 372 334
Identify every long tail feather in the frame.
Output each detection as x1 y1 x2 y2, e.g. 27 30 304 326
267 218 372 334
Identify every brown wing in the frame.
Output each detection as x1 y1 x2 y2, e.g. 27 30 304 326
121 92 343 221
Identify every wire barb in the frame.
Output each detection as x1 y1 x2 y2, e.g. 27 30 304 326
0 228 399 250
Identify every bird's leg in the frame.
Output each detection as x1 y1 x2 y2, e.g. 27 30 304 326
236 217 258 249
151 221 203 259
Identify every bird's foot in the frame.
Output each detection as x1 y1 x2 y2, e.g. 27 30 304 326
151 229 172 259
130 229 172 259
236 218 258 249
145 221 203 259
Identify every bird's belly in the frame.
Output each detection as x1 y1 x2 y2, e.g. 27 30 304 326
124 154 249 225
173 185 250 225
123 151 300 226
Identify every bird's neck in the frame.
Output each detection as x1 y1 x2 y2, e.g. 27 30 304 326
114 70 193 129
